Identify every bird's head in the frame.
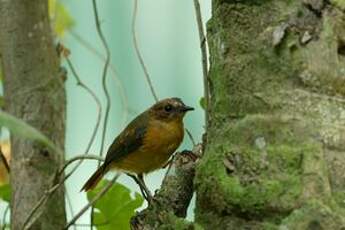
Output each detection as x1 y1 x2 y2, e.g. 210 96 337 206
149 98 194 122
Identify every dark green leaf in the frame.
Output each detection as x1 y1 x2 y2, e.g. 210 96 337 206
87 180 144 230
199 97 207 110
0 184 10 202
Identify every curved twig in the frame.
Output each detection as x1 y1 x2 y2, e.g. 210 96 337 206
21 155 105 230
68 30 129 126
90 0 112 228
132 0 159 102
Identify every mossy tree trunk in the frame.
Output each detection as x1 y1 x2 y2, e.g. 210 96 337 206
195 0 345 229
0 0 66 229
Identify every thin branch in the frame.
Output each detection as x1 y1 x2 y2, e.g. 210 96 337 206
58 155 104 176
132 0 159 102
163 154 176 181
21 155 105 230
185 128 196 147
91 0 111 158
68 30 129 126
193 0 209 127
64 174 120 230
91 0 112 229
22 184 59 229
66 58 102 148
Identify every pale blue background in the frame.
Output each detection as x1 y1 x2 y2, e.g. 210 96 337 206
61 0 211 228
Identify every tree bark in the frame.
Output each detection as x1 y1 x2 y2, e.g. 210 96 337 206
0 1 66 229
195 0 345 229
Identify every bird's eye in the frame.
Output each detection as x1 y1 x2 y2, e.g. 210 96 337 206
164 104 172 112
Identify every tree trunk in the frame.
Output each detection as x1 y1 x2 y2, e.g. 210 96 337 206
196 0 345 229
0 1 66 229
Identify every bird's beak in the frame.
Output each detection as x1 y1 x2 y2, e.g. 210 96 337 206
180 105 194 112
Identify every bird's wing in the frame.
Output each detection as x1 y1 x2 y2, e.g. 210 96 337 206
102 113 148 169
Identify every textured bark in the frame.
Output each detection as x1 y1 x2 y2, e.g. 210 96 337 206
130 148 202 230
0 1 66 229
195 0 345 229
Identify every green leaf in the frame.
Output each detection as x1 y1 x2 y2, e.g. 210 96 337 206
199 97 207 110
87 180 144 230
49 0 74 37
0 110 63 156
0 184 10 202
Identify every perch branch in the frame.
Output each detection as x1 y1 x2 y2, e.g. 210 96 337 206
131 145 202 229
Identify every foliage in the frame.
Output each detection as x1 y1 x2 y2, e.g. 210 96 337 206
0 184 10 202
49 0 74 37
199 97 206 110
87 180 144 230
0 110 63 156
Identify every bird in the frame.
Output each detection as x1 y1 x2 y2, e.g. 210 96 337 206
81 97 194 201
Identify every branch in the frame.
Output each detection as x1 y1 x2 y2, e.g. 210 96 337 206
65 57 103 176
64 173 120 230
131 145 202 229
68 30 129 126
58 155 104 176
91 0 111 158
132 0 159 102
21 155 104 230
193 0 209 127
91 0 112 228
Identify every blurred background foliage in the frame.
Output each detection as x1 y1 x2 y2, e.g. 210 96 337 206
0 0 211 229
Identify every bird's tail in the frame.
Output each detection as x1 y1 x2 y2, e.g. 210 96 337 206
81 165 106 192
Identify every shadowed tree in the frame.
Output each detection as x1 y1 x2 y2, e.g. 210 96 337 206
0 0 66 229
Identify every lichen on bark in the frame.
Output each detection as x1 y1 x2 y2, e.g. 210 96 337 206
196 0 345 229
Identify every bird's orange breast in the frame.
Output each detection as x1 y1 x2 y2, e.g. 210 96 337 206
110 118 184 174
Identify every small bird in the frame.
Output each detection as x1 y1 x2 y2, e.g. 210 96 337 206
81 98 194 200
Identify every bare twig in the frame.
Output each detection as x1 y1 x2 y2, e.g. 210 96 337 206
68 30 129 126
91 0 111 158
185 128 196 147
64 174 120 230
21 155 105 230
58 155 104 176
163 154 176 180
193 0 209 126
132 0 159 102
91 0 112 228
65 58 103 174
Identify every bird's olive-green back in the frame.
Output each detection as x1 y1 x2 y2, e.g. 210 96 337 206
102 110 149 169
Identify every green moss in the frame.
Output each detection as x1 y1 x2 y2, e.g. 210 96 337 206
280 200 345 229
158 212 204 230
195 113 339 227
333 191 345 209
331 0 345 10
200 0 345 229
